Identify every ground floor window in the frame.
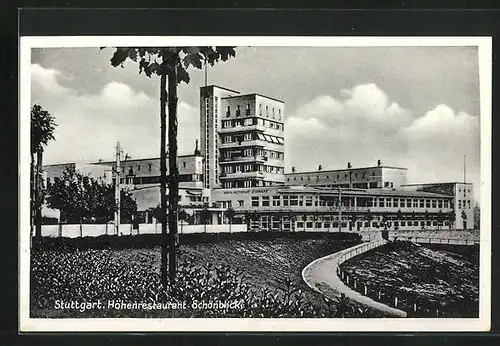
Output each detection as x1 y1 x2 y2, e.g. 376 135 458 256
272 216 281 230
296 221 304 229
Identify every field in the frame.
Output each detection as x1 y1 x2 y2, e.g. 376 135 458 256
30 234 360 318
339 241 479 317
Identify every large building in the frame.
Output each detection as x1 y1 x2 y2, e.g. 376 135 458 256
200 85 285 189
41 82 477 232
212 185 455 232
285 160 408 190
401 182 475 230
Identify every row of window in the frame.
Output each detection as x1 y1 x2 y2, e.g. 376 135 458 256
458 199 472 209
249 194 451 209
222 164 284 175
294 220 449 229
221 117 284 131
221 180 277 189
368 197 451 209
248 216 450 231
121 160 193 175
221 148 285 161
204 97 210 187
214 96 219 185
226 104 282 121
287 171 377 182
119 174 203 185
221 133 284 145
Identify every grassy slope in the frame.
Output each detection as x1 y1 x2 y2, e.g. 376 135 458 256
31 237 357 317
339 242 479 317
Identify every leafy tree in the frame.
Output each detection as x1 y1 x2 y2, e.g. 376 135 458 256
448 209 456 231
349 212 358 232
436 210 444 231
46 166 137 235
366 209 373 232
225 207 235 233
461 210 468 230
200 204 211 233
107 46 236 283
31 104 57 240
395 209 403 231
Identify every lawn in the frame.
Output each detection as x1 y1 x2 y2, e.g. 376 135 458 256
30 234 359 318
338 241 479 317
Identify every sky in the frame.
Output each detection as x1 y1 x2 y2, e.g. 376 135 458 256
30 45 482 201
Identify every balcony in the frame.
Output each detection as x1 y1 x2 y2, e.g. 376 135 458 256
219 171 265 180
218 124 284 137
219 155 267 163
219 139 283 150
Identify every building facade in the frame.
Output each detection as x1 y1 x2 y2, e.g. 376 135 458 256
401 182 475 230
285 161 408 190
96 152 204 188
200 85 285 189
212 185 454 232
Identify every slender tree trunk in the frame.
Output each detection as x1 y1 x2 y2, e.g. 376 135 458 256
160 73 169 287
167 61 179 281
35 150 43 239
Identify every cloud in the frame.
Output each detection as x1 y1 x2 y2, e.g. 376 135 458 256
285 83 480 200
31 64 200 165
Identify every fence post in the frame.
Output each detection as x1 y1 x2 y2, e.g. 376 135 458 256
364 285 367 295
394 296 398 307
413 302 417 312
354 280 357 289
378 290 381 300
346 275 349 284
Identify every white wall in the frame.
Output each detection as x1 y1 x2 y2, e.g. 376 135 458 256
39 223 248 238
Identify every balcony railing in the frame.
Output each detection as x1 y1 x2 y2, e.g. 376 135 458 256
219 155 267 163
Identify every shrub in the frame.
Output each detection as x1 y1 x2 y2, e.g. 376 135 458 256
30 246 375 318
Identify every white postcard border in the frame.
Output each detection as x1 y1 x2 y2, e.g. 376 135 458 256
19 36 492 332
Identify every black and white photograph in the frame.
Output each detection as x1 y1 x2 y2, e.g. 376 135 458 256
19 36 491 332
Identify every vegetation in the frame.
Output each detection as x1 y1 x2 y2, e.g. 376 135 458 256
45 166 137 232
106 47 237 283
339 241 479 317
31 104 57 239
31 235 377 318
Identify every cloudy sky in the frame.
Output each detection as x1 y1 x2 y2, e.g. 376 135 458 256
31 45 481 200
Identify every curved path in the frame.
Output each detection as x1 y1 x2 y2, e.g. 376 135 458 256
302 240 407 318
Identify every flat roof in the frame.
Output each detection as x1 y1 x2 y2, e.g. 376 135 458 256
285 165 407 175
221 93 284 104
200 84 240 94
213 185 451 198
401 182 473 186
45 154 200 167
276 186 451 198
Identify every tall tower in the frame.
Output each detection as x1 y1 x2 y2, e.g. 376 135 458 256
218 93 285 188
200 85 240 189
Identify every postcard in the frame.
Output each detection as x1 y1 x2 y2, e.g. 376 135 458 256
19 36 491 332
